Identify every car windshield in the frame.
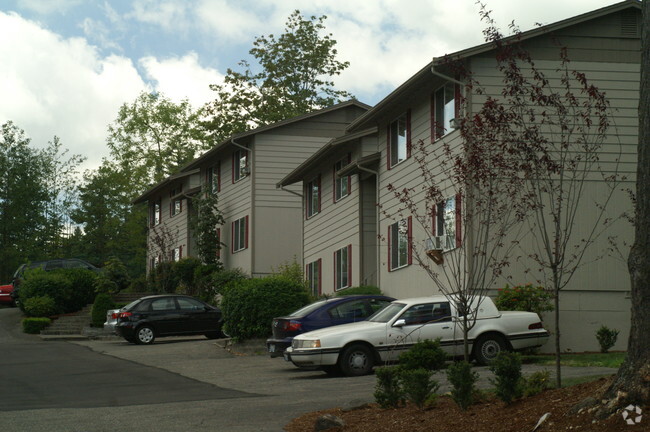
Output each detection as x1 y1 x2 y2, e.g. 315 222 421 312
287 299 332 317
367 302 406 323
123 300 141 310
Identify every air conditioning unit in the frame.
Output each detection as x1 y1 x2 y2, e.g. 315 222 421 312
449 118 460 129
425 236 444 251
241 166 251 176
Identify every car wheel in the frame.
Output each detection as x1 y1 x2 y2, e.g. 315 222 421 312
473 334 507 365
135 326 156 345
339 344 374 377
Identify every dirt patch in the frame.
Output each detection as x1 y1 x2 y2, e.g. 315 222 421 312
285 377 648 431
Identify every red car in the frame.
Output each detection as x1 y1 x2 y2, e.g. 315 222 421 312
0 284 15 306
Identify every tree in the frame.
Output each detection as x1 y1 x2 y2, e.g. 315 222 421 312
604 0 650 408
191 187 225 266
203 10 353 141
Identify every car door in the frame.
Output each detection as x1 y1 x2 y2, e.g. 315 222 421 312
176 297 219 333
148 297 182 335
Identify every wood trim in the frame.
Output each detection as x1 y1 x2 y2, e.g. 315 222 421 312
455 194 462 248
387 224 392 272
406 109 412 159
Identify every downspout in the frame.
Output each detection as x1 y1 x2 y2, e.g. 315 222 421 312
354 164 380 289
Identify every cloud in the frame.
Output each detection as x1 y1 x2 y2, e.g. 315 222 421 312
127 0 192 33
0 11 147 169
139 53 226 106
17 0 83 15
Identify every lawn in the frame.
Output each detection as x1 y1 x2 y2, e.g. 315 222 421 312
523 351 625 368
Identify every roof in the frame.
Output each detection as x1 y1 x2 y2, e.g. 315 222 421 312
277 127 377 187
182 99 371 172
132 169 199 205
347 0 641 132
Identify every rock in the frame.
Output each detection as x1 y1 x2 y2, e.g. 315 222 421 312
532 412 551 431
567 396 598 415
314 414 345 431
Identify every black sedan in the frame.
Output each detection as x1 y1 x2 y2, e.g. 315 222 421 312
115 294 225 344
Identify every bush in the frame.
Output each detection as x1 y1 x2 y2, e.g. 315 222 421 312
596 325 619 353
335 285 382 296
398 339 447 372
58 268 98 312
271 258 306 289
374 366 405 408
127 275 149 293
18 270 72 315
489 352 524 404
220 275 310 340
494 284 553 317
173 257 203 295
22 317 51 334
23 295 57 317
147 261 179 293
401 368 439 409
94 257 130 294
91 293 116 327
523 370 551 397
446 361 478 410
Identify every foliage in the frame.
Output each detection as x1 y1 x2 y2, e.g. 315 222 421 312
398 339 447 372
173 257 203 295
99 257 131 293
523 352 626 368
271 257 306 290
91 293 115 327
494 284 554 317
595 325 620 353
374 366 405 409
127 275 149 293
202 267 249 301
489 352 524 404
191 189 225 266
18 270 72 315
220 275 310 340
335 286 382 296
22 317 51 334
203 10 352 142
523 370 551 397
400 368 440 409
147 261 179 294
58 268 98 312
23 295 57 318
446 361 479 410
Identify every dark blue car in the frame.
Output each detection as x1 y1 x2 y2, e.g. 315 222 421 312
265 295 395 357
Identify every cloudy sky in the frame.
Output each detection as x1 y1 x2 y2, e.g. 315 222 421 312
1 0 622 170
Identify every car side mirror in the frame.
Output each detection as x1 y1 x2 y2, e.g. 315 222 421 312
393 319 406 327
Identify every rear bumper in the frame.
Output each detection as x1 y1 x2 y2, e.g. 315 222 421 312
265 337 292 358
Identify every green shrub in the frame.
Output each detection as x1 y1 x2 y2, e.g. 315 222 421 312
374 366 405 408
91 293 116 327
147 261 179 293
271 258 306 290
398 339 447 372
94 257 130 294
173 257 203 295
490 352 524 404
446 361 478 410
57 269 98 312
18 270 72 315
596 325 619 353
401 368 439 409
523 370 551 397
335 285 382 296
202 268 248 302
22 317 51 334
220 275 310 340
23 295 57 317
127 275 148 293
494 284 553 317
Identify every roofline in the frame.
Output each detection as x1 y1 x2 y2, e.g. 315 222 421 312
182 99 371 172
347 0 641 132
132 169 200 204
276 127 377 187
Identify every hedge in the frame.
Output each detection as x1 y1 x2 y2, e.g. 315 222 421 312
22 317 51 334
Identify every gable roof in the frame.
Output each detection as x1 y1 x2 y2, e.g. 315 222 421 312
347 0 641 132
182 99 371 172
132 169 199 205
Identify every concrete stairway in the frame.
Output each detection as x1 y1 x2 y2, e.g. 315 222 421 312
40 304 92 336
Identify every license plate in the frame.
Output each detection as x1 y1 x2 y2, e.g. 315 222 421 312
268 344 276 353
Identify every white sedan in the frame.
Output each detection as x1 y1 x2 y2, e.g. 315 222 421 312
284 295 549 376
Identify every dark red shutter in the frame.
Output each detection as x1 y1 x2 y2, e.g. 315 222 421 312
455 194 462 248
244 216 249 249
317 176 321 213
407 216 413 265
386 125 391 170
387 225 392 272
179 245 183 259
317 259 322 296
347 245 352 288
406 109 412 159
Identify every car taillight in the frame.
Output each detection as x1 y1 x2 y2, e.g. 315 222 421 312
528 322 543 330
119 312 133 318
111 312 119 319
284 320 302 331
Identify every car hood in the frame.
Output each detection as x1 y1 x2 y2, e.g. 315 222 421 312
294 320 385 340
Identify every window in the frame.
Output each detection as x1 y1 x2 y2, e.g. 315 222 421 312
387 111 410 169
171 246 182 262
232 148 248 183
400 302 452 326
207 164 220 193
388 217 412 271
333 155 351 202
232 216 248 253
306 259 321 297
150 297 176 311
433 83 457 140
334 245 351 290
177 297 204 311
151 199 161 226
170 198 182 216
329 299 367 320
306 176 321 218
432 195 461 251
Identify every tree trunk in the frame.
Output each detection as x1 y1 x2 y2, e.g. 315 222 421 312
605 0 650 405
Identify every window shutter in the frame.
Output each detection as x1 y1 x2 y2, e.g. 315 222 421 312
455 194 462 248
406 109 412 158
386 125 391 170
180 199 183 213
430 93 436 143
317 176 321 213
387 225 392 272
317 258 322 296
231 221 235 254
347 245 352 287
245 215 249 249
431 205 438 237
407 216 413 266
179 245 183 259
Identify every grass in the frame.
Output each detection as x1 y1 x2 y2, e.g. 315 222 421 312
523 352 625 368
